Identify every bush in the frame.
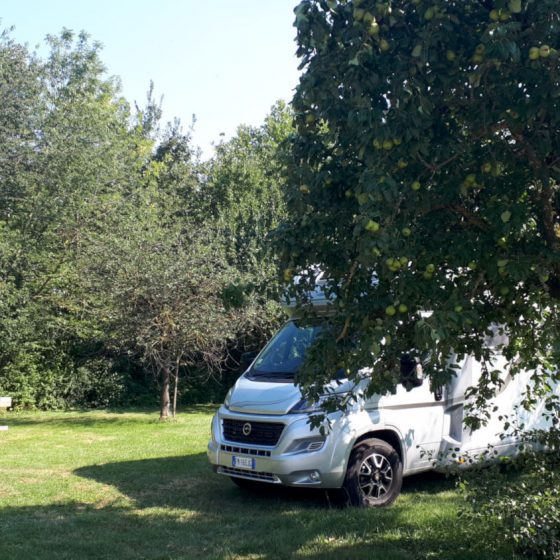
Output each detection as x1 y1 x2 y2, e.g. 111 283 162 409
458 428 560 559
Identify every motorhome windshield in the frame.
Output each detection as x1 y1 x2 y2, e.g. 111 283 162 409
246 321 322 382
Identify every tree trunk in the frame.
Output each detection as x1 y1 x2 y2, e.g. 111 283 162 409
160 366 171 420
172 361 179 418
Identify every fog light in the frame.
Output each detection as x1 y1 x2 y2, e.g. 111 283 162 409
309 470 321 482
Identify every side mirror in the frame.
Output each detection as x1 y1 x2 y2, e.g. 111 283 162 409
400 354 423 390
240 351 257 370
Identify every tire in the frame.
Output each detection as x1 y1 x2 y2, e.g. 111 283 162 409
343 438 403 507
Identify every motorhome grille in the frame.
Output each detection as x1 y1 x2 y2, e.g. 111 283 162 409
220 444 271 457
217 466 281 484
222 419 284 446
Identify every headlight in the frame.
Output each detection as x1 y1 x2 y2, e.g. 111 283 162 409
223 387 234 409
288 393 349 414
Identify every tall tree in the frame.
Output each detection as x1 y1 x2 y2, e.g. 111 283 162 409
281 0 560 417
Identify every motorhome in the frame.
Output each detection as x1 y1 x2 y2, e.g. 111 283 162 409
207 286 557 506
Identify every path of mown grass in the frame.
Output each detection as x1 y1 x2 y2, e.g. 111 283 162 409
0 408 511 559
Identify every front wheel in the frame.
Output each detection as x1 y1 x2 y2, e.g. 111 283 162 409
343 438 403 507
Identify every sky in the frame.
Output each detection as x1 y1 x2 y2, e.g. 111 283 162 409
2 0 302 158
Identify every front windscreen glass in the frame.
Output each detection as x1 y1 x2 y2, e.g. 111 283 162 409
246 321 322 382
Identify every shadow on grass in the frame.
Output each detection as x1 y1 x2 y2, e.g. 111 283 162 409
0 454 505 560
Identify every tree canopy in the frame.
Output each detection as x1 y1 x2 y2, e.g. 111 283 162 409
280 0 560 417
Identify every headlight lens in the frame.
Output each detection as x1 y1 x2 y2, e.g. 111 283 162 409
288 393 349 414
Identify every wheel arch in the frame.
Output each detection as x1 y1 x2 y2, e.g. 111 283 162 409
353 429 404 466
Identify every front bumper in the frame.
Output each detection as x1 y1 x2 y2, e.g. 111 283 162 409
207 406 352 488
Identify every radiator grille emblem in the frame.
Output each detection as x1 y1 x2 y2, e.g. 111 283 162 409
242 422 252 436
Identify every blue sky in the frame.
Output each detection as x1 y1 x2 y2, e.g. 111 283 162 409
2 0 302 158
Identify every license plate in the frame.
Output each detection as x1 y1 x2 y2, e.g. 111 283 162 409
232 456 256 470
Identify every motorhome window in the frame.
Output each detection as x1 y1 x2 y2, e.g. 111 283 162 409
247 321 322 381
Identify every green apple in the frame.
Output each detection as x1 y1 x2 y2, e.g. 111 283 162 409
366 219 380 232
489 9 499 21
411 180 421 191
382 139 394 150
500 287 510 296
299 185 310 194
363 11 374 24
426 263 435 274
402 227 412 237
385 305 397 316
424 7 434 20
373 138 382 149
468 261 477 270
380 39 390 52
397 159 408 169
508 0 522 13
399 256 408 267
283 268 294 282
529 47 540 60
353 8 365 21
482 162 492 173
446 50 456 61
393 138 402 146
475 44 486 55
497 259 508 268
454 305 463 313
422 271 433 280
368 21 380 36
540 45 551 58
398 303 408 313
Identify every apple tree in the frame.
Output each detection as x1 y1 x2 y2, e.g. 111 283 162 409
279 0 560 420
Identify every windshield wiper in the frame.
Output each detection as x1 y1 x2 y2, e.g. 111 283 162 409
246 371 295 380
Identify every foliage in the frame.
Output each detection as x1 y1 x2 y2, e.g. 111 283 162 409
281 0 560 416
458 427 560 558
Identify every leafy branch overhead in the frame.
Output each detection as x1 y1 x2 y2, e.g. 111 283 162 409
281 0 560 411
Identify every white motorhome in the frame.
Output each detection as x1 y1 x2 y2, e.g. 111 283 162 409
207 290 557 506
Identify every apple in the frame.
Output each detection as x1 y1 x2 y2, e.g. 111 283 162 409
354 8 365 21
366 219 380 232
465 173 477 185
497 259 508 268
499 10 510 21
424 7 434 20
472 54 484 64
411 180 421 191
373 138 382 149
529 47 540 60
454 305 463 313
402 227 412 237
508 0 522 13
468 261 477 270
299 185 310 194
399 256 408 267
501 210 512 223
422 271 433 280
380 39 390 52
364 11 374 24
446 50 456 61
368 21 380 36
540 45 551 58
383 139 394 150
489 9 499 21
500 287 510 296
426 263 435 274
385 305 397 316
283 268 294 282
398 303 408 313
393 138 402 146
397 159 408 169
475 44 485 55
482 162 492 173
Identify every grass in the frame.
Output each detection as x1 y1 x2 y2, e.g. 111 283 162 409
0 408 513 560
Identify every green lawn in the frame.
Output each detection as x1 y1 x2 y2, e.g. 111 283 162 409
0 409 511 559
